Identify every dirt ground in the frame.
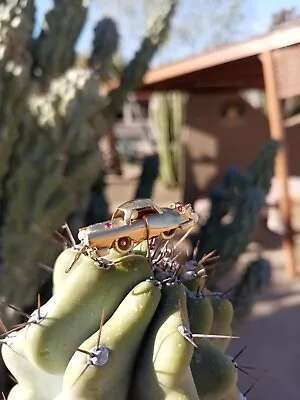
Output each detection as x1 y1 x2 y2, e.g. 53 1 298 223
106 168 300 400
228 246 300 400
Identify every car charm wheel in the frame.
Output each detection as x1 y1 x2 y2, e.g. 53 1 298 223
161 228 176 240
113 236 134 253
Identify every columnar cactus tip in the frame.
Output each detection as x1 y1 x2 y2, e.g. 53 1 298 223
1 199 255 399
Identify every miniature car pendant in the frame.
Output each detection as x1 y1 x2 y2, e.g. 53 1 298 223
66 198 199 272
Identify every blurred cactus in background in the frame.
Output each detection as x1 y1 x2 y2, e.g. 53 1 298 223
190 139 281 318
230 257 272 320
0 0 178 320
149 91 186 188
88 16 119 79
134 153 160 199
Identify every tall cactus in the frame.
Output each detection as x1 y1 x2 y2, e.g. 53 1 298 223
0 0 34 191
30 0 88 84
108 0 177 117
191 139 281 293
0 0 178 316
88 17 119 78
149 91 186 188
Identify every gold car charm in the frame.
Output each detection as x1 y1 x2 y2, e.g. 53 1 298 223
65 198 199 273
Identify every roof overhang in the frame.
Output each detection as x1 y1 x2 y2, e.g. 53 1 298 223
137 23 300 92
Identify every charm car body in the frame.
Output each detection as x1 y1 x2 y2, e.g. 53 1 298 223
78 198 198 257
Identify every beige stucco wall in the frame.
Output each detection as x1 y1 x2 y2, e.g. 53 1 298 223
181 92 278 204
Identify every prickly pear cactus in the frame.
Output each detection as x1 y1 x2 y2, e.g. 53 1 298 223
0 0 178 317
1 234 254 399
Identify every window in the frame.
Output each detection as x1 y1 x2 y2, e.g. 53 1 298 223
220 100 245 127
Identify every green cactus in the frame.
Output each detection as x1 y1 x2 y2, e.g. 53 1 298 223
149 91 186 188
134 153 160 199
191 139 281 289
31 0 88 84
230 257 272 320
206 291 234 353
88 17 119 80
247 139 282 190
0 0 178 321
1 228 251 399
25 253 152 374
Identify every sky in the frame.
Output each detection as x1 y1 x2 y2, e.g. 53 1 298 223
249 0 300 33
35 0 300 66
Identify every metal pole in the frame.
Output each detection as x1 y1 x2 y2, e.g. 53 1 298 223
260 51 297 278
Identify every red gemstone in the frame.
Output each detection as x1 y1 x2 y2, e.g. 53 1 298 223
105 222 112 229
177 205 183 212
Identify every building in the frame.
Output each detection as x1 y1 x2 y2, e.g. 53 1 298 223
137 22 300 277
